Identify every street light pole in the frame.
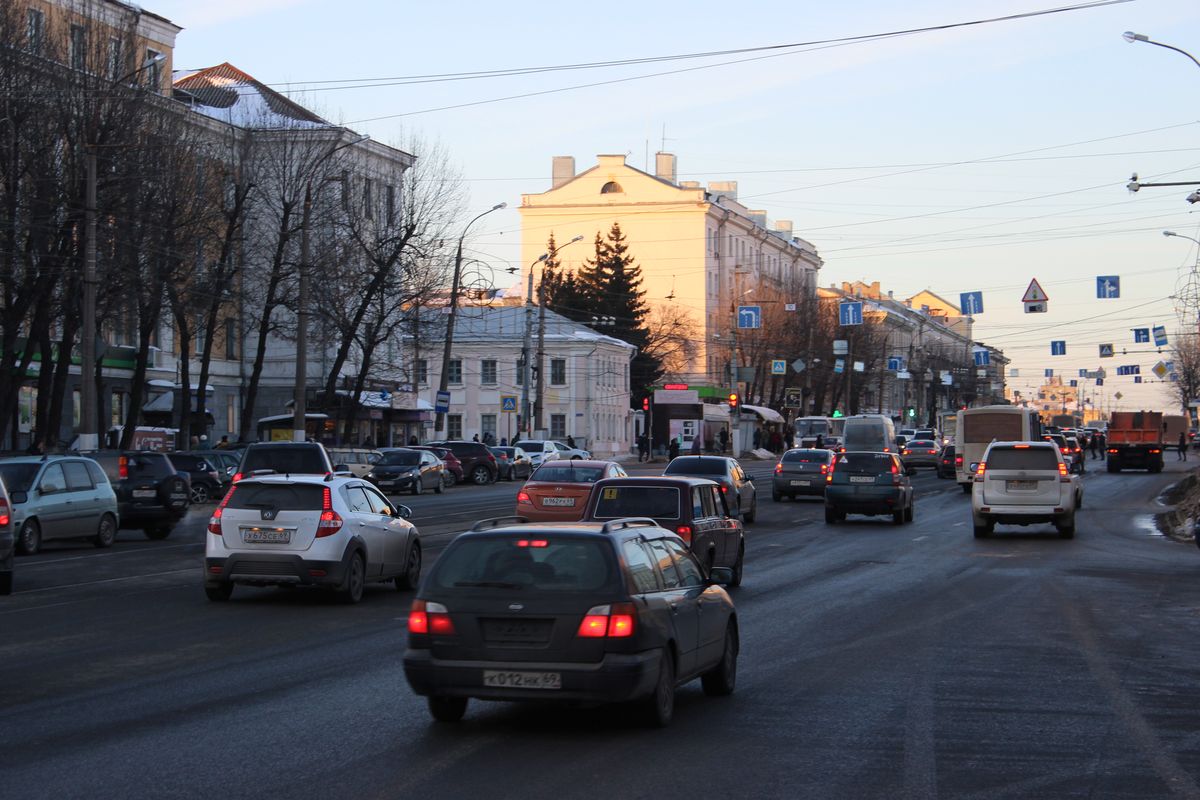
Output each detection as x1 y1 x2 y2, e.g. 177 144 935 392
533 234 584 435
433 203 506 435
1122 31 1200 70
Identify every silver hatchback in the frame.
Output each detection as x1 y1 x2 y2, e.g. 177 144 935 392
0 456 120 554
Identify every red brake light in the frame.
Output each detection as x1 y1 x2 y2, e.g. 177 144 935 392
0 497 9 528
316 487 343 537
409 599 455 635
576 603 636 638
118 455 129 480
719 485 728 493
774 462 782 474
975 462 986 476
1058 461 1070 481
819 463 828 475
955 455 963 466
231 472 243 484
675 525 692 544
207 486 237 535
514 539 549 548
516 490 532 505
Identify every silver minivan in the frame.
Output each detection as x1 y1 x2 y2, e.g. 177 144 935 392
840 414 899 454
0 456 120 555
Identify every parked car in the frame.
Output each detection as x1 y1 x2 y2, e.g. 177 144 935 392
234 441 335 481
425 441 498 485
516 439 592 467
772 448 834 501
662 455 757 523
326 448 382 479
204 474 420 603
900 439 940 470
410 446 463 487
583 476 745 584
89 451 190 540
491 446 533 481
0 455 120 554
936 444 960 479
515 460 627 522
972 440 1081 539
167 452 226 504
403 516 737 726
0 475 14 594
824 451 915 526
195 450 240 484
369 448 445 495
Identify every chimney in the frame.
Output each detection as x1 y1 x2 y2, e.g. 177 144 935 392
655 152 677 184
749 210 768 229
708 180 738 202
552 156 575 188
773 220 793 238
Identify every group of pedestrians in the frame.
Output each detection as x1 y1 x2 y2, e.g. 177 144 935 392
1088 431 1106 460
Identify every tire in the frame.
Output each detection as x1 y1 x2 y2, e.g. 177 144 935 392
190 483 210 504
0 570 12 596
471 465 491 486
1107 462 1118 473
17 519 41 555
336 552 365 604
743 498 756 524
701 621 739 697
1058 517 1076 539
973 519 993 539
433 477 444 494
640 648 676 728
395 542 422 590
443 472 455 488
428 696 468 723
93 513 117 548
825 506 837 524
143 525 172 540
158 475 190 514
205 582 233 602
892 508 904 525
728 543 744 588
411 476 423 496
904 502 914 523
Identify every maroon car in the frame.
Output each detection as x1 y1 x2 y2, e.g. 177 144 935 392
411 446 464 487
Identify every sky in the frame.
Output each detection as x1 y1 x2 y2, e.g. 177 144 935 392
148 0 1200 413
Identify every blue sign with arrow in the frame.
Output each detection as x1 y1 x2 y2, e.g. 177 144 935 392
737 305 761 329
838 301 863 326
960 291 984 315
1133 328 1149 343
973 349 990 366
1097 276 1120 298
1050 340 1066 356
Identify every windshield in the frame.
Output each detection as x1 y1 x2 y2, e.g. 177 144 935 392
379 451 421 467
795 419 831 437
433 536 616 592
843 423 888 451
520 440 546 452
591 485 680 519
663 457 727 476
0 463 40 492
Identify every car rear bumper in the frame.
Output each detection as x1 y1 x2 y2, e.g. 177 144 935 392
204 553 349 588
773 476 825 496
403 648 661 703
974 503 1071 524
825 486 904 513
513 505 587 522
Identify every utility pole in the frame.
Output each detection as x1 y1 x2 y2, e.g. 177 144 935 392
79 148 98 451
292 183 312 442
520 266 537 438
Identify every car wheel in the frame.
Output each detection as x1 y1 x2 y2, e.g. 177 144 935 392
143 525 172 540
701 621 739 697
1107 462 1118 473
158 475 190 513
395 542 422 590
93 513 117 548
743 498 756 524
336 552 365 604
772 490 782 502
973 518 993 538
571 455 581 461
892 508 904 525
190 483 209 504
1058 517 1076 539
428 696 468 723
961 483 972 494
728 543 744 588
17 519 41 555
640 648 676 728
205 582 233 602
1076 492 1082 509
411 477 423 496
471 465 491 485
433 476 444 494
824 506 838 525
905 502 914 523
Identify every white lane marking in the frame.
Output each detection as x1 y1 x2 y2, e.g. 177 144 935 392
9 568 196 596
912 535 928 542
23 542 201 567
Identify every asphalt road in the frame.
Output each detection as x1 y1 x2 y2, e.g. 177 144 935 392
3 458 1200 799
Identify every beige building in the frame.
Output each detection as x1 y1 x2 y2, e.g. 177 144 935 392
519 153 823 386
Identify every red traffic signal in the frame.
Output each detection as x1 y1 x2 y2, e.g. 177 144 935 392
642 397 650 411
727 393 739 409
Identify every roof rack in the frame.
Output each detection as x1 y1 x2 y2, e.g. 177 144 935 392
600 517 659 533
469 516 530 532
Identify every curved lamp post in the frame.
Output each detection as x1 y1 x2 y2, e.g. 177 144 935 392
1122 31 1200 70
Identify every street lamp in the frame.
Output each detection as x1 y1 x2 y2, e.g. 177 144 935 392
1164 230 1200 247
532 234 585 435
1122 31 1200 70
293 131 370 442
79 52 167 451
433 202 507 435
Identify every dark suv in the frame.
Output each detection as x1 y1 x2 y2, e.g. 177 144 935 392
91 451 191 539
167 452 226 504
426 441 497 485
403 517 737 727
824 451 915 526
234 441 335 481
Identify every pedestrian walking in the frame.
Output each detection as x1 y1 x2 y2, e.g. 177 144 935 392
567 435 577 449
752 428 762 450
637 434 649 462
1097 432 1106 460
1088 435 1098 460
668 436 681 461
1179 431 1188 462
718 428 729 453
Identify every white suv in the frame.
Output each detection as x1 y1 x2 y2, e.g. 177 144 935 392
971 440 1082 539
204 475 421 603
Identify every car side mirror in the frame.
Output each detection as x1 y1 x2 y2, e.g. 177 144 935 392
708 566 734 586
395 504 413 520
10 490 27 504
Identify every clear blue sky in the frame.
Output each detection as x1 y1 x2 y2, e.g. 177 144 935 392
152 0 1200 411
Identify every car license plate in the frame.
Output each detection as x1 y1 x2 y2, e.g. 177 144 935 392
1006 480 1037 490
790 480 811 486
483 670 561 690
132 489 155 498
542 497 575 507
849 476 875 484
242 527 292 544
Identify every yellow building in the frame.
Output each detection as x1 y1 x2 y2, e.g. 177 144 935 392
519 153 823 385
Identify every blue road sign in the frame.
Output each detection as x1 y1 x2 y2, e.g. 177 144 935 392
1078 369 1088 377
1099 343 1114 358
737 305 762 329
1097 276 1120 298
1050 340 1066 356
973 349 990 366
1133 328 1149 343
435 390 451 414
1153 325 1168 347
833 358 845 374
838 301 863 326
771 359 786 375
1134 376 1143 384
1069 379 1078 387
500 395 518 412
960 291 984 315
887 356 903 371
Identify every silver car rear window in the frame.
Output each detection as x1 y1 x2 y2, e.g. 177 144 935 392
227 483 325 510
987 448 1059 470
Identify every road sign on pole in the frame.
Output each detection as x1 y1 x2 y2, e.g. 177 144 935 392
1096 276 1120 298
1133 328 1149 343
501 395 518 413
791 358 806 373
1050 340 1066 356
771 359 786 375
1153 326 1168 347
1099 343 1114 358
435 390 451 414
1022 279 1048 303
960 291 984 315
737 305 762 329
838 301 863 326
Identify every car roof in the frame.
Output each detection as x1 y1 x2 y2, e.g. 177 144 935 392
593 475 719 487
0 455 87 464
236 474 361 487
988 440 1058 449
534 459 613 468
461 518 672 541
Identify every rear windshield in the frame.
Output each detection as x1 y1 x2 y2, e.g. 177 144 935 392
782 450 828 463
591 485 680 520
379 451 421 466
227 482 326 510
433 536 616 592
663 458 726 476
240 445 329 475
987 447 1059 470
907 440 937 449
0 463 39 492
836 453 895 473
963 413 1025 443
531 464 604 483
843 423 888 450
123 453 174 479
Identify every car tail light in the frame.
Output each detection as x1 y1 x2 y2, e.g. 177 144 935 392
974 462 986 482
316 487 343 537
819 463 828 475
119 455 129 480
902 449 911 456
774 462 782 474
515 539 549 548
409 599 455 635
576 602 636 638
516 490 532 505
231 472 243 484
955 455 963 467
207 486 237 535
675 525 692 544
1058 461 1071 482
0 496 9 528
719 484 728 493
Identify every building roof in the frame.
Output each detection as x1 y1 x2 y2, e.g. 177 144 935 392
412 306 636 352
173 63 330 129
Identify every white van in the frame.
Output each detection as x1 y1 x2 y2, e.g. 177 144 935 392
840 414 898 454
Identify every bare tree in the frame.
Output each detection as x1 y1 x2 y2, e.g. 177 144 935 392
1170 334 1200 415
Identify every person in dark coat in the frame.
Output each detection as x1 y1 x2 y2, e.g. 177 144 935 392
1179 431 1188 462
752 428 762 450
668 436 680 461
567 435 576 449
637 434 649 462
718 428 729 452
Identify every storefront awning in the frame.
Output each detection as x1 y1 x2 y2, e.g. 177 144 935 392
740 404 785 424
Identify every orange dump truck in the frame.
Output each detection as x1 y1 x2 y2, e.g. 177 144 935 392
1105 411 1164 473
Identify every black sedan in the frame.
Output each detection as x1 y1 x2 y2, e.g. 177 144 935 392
369 448 445 495
663 455 757 523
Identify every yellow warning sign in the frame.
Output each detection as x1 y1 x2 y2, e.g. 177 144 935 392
1022 278 1048 303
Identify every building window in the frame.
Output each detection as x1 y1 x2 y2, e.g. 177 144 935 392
481 414 497 441
70 25 87 71
107 37 121 79
363 179 374 220
481 359 497 385
145 49 162 89
550 358 566 385
600 181 623 194
224 318 237 360
386 185 396 222
550 414 566 439
448 359 462 385
26 9 44 55
447 414 463 440
415 359 427 385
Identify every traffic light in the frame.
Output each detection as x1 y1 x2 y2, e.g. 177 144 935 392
727 392 739 411
831 409 843 418
642 397 650 411
907 406 916 419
